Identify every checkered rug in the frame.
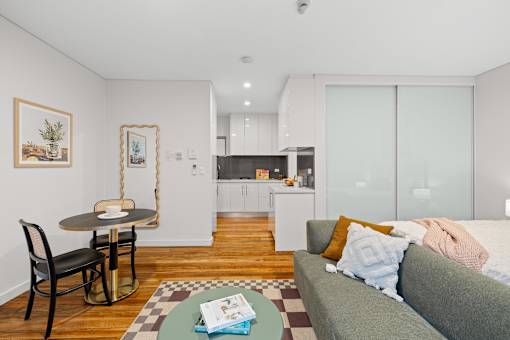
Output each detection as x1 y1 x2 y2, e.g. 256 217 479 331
122 279 317 340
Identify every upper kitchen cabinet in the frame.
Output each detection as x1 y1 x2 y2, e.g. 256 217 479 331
244 113 259 155
278 76 315 151
229 113 245 155
229 113 281 155
257 114 272 155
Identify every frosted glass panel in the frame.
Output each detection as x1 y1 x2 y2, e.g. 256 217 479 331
326 86 396 221
397 86 473 220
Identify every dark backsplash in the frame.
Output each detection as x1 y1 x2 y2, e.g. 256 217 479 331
217 156 287 179
297 148 315 188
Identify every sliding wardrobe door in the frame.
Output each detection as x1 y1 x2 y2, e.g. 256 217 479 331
397 86 473 220
326 86 396 221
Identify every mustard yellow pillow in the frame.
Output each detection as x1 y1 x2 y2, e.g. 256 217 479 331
321 216 394 261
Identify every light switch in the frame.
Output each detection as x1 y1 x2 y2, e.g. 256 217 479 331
187 148 197 160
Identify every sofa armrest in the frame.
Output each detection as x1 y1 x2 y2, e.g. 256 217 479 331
306 220 337 254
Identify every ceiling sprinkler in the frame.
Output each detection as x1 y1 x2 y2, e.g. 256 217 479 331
297 0 310 14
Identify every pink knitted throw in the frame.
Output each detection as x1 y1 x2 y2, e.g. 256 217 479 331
414 218 489 271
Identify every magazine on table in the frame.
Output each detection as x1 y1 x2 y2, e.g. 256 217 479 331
199 294 256 333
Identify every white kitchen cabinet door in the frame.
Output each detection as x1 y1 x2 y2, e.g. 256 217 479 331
278 77 315 151
257 115 272 155
228 183 245 211
230 114 245 155
244 183 259 211
244 114 259 155
258 183 272 212
270 115 283 155
278 87 289 151
217 183 229 212
217 116 229 137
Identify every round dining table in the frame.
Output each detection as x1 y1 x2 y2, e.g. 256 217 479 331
59 208 157 305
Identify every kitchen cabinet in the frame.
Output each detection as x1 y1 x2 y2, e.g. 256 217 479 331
244 183 259 211
270 115 283 155
257 114 272 155
244 114 259 155
217 183 229 212
228 113 282 156
258 182 272 212
227 182 245 211
270 184 315 251
216 181 280 213
278 76 315 151
217 116 229 137
229 114 245 155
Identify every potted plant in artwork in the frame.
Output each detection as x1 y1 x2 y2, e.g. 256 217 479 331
131 140 141 163
39 119 65 159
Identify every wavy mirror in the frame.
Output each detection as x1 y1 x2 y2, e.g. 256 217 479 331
120 124 160 226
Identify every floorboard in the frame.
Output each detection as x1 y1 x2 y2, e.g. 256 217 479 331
0 217 293 339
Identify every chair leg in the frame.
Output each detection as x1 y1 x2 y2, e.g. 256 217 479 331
130 241 137 280
81 270 90 296
100 262 112 305
45 279 57 339
24 273 36 320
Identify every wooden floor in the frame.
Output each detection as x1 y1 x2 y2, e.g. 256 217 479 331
0 217 293 339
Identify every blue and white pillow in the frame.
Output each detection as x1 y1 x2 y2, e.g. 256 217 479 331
336 223 410 302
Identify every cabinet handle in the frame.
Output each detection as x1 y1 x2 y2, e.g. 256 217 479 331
241 185 244 196
269 192 273 208
245 184 248 196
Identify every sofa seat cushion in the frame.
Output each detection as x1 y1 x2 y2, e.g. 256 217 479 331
294 251 445 340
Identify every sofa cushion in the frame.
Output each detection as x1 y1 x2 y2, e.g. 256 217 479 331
294 250 445 340
337 223 410 301
321 216 393 261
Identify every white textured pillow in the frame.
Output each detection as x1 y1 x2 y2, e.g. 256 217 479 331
337 223 410 302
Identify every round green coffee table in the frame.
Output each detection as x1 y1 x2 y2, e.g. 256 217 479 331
157 287 283 340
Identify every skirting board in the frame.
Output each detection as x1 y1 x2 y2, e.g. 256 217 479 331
217 212 269 218
0 279 29 306
136 237 213 247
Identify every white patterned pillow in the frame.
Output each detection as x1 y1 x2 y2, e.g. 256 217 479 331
337 223 410 302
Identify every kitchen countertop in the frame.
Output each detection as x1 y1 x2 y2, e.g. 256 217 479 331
269 183 315 194
216 179 283 183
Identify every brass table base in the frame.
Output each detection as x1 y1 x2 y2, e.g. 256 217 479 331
85 277 139 305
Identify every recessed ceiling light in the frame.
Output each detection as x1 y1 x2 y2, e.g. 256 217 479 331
243 82 252 89
244 100 251 106
241 56 253 64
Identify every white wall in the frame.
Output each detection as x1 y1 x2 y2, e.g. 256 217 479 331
105 80 214 246
475 63 510 218
0 18 107 304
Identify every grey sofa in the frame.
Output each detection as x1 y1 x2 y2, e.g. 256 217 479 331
294 220 510 340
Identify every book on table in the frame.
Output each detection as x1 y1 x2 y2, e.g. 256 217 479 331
199 294 256 334
194 314 251 335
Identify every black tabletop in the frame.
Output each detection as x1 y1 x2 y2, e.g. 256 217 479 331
59 209 157 231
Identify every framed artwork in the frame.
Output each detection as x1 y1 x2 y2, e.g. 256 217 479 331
14 98 73 168
127 131 147 168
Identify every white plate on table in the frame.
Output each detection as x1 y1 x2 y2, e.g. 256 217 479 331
97 211 129 220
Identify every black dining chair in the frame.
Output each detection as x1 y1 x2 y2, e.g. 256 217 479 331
20 219 111 339
90 199 137 280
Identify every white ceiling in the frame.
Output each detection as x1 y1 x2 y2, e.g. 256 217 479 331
1 0 510 114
